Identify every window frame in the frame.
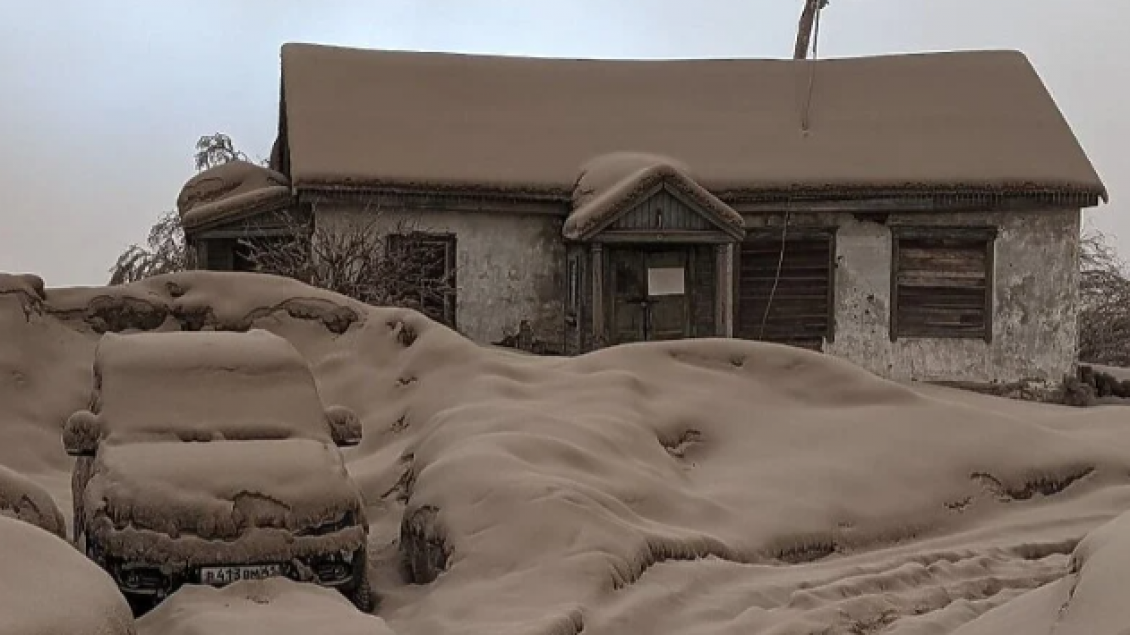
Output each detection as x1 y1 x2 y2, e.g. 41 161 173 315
889 226 997 343
735 227 838 349
386 231 458 329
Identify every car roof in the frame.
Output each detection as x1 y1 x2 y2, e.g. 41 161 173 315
94 329 312 376
91 329 332 443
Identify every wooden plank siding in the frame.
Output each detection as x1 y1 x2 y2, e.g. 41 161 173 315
735 232 836 350
890 228 996 342
609 188 713 232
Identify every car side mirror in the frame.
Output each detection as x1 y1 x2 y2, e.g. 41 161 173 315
63 410 102 457
325 405 362 448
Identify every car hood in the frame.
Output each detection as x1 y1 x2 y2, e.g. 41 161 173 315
84 438 364 541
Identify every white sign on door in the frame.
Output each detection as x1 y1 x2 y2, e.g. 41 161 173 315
647 267 685 296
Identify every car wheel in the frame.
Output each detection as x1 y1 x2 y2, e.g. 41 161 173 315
344 548 375 613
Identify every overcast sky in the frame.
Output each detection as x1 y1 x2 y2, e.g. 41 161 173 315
0 0 1124 286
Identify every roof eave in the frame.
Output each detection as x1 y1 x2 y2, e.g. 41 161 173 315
292 180 1105 208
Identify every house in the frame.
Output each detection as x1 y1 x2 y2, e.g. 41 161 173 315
177 43 1108 384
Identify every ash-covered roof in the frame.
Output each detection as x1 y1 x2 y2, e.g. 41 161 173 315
177 160 293 230
277 44 1106 203
564 153 744 241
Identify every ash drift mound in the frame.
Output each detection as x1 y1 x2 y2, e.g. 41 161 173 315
4 272 1130 634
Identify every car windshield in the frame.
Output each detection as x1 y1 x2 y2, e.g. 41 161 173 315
93 331 331 443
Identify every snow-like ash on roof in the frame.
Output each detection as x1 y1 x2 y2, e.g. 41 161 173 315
564 152 744 240
279 44 1107 200
176 160 292 230
94 330 332 443
571 152 691 209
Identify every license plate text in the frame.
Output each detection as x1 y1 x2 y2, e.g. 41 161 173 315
199 564 284 585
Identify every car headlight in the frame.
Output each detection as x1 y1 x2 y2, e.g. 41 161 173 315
301 511 356 536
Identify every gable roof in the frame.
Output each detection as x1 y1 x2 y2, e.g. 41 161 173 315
278 44 1107 203
564 156 745 241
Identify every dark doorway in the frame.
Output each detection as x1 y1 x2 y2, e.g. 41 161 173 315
609 247 690 343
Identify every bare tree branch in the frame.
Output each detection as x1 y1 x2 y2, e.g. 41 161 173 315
236 206 457 316
111 132 253 284
108 210 194 285
1078 228 1130 366
794 0 829 59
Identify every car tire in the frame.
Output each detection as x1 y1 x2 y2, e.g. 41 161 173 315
344 548 375 613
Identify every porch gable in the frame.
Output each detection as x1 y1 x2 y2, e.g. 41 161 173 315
563 164 745 243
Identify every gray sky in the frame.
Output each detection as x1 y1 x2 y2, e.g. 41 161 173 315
0 0 1123 286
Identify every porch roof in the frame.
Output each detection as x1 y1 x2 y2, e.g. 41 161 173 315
177 161 294 231
564 155 745 241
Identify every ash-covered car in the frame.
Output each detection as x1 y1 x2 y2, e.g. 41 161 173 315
64 329 372 614
0 463 67 538
0 515 137 635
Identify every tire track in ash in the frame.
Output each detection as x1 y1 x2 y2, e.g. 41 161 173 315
585 539 1073 635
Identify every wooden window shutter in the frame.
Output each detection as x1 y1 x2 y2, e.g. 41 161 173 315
891 228 995 342
737 232 835 350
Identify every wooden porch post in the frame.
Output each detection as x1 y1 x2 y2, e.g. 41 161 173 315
715 243 734 337
193 239 207 270
591 243 605 348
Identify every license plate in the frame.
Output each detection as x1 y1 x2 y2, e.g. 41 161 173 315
199 564 284 585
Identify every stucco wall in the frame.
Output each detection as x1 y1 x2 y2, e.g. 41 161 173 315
315 204 566 351
745 209 1081 383
314 201 1079 382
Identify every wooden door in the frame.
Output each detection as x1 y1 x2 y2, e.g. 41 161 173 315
645 250 690 341
610 250 647 343
609 248 690 343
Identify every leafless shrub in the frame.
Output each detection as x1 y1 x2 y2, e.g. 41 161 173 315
1078 228 1130 366
237 207 456 316
110 132 252 284
108 210 194 285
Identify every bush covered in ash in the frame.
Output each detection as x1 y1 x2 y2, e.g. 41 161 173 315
1078 230 1130 367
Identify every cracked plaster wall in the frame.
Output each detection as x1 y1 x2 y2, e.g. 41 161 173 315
315 205 566 352
745 209 1081 383
314 204 1079 381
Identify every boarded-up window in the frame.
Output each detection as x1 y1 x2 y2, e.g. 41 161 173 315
737 233 835 349
387 233 457 327
891 228 995 341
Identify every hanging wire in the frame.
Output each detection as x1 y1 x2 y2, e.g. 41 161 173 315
758 202 793 341
761 2 825 341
